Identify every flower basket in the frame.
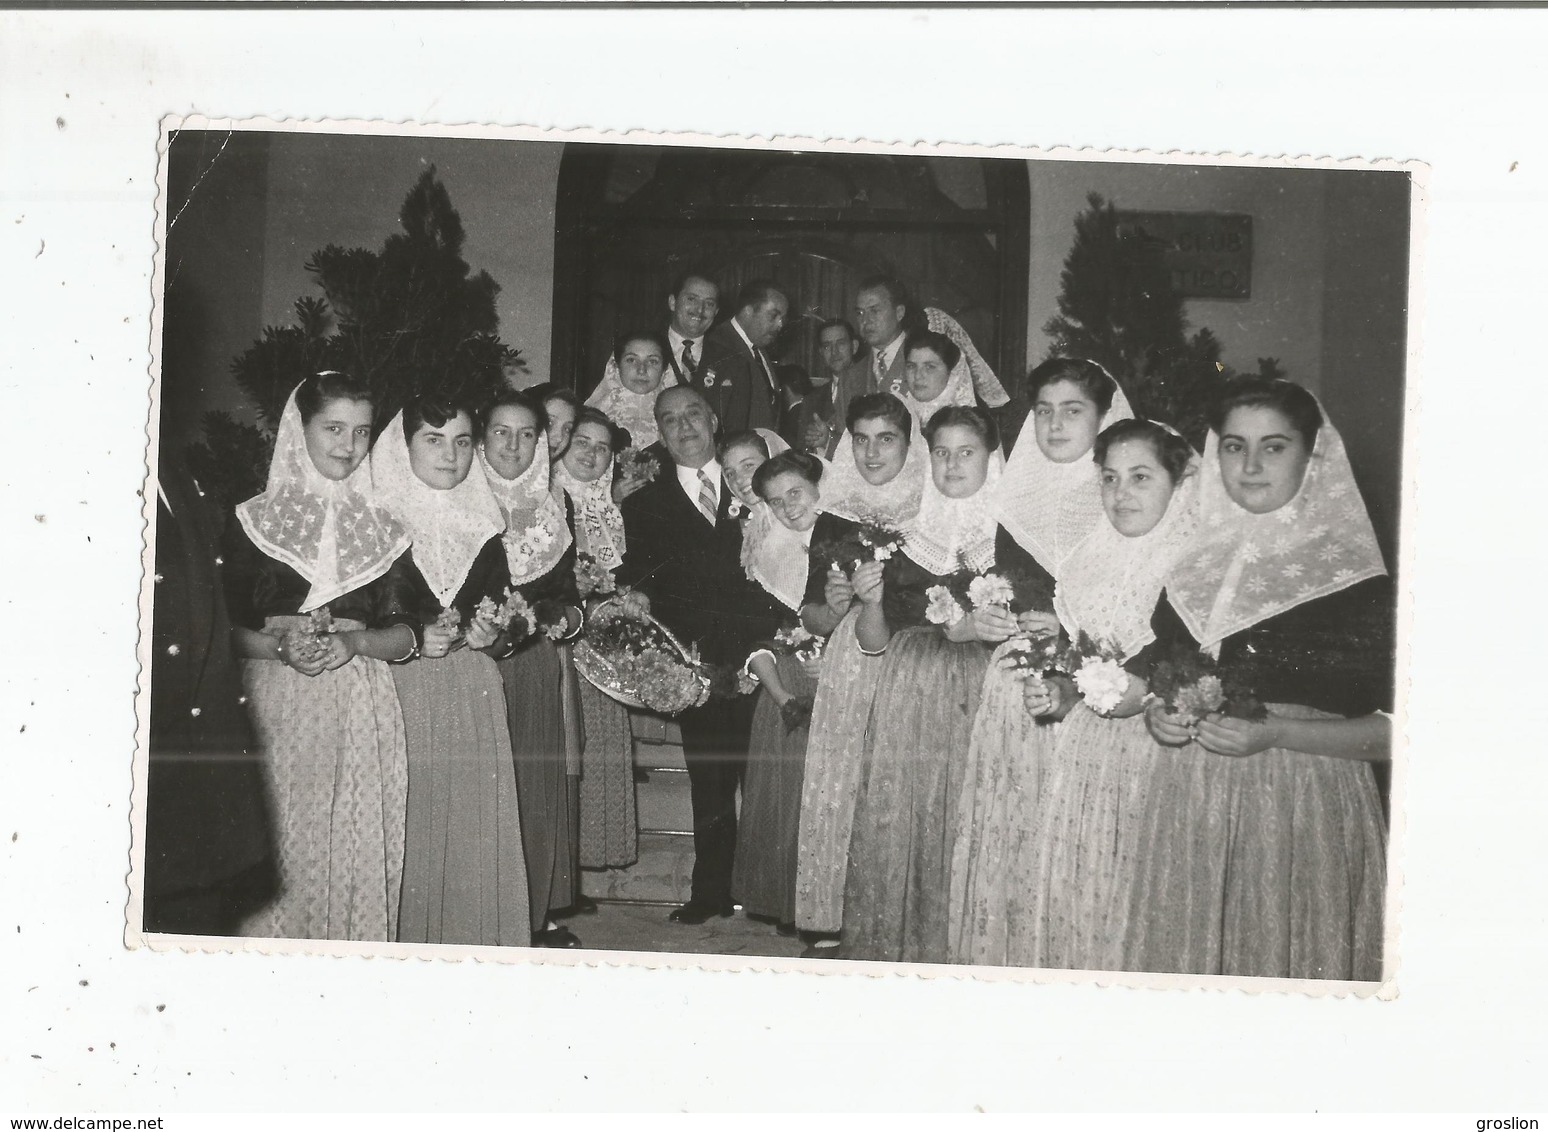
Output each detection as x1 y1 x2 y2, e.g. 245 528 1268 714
571 597 710 716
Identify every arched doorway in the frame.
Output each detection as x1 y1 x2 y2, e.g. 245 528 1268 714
550 143 1030 398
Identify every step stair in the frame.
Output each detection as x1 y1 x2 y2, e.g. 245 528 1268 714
580 708 697 907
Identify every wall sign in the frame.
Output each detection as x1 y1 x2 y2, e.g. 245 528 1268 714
1116 210 1253 300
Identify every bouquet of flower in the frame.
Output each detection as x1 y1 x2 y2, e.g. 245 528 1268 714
572 598 710 715
996 630 1062 677
925 567 1020 627
780 695 816 734
283 607 335 665
770 625 825 665
573 552 619 600
432 605 462 634
614 447 661 487
1056 631 1132 716
1147 642 1267 723
814 522 905 574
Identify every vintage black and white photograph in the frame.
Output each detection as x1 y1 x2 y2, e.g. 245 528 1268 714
134 119 1413 987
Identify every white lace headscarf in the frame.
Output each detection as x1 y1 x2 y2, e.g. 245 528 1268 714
1053 424 1202 660
993 361 1135 577
553 450 627 571
900 334 978 428
924 306 1010 407
236 386 409 613
737 435 816 613
478 431 573 587
370 408 504 609
1165 398 1386 652
818 408 930 529
585 351 678 450
902 427 1005 577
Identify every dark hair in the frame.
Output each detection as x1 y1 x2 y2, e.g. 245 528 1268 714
734 277 786 314
855 274 910 313
668 271 719 303
402 394 475 444
817 317 858 347
845 391 913 442
1026 358 1117 416
1208 375 1323 446
613 329 672 369
481 389 548 440
1093 419 1195 485
295 370 371 425
654 382 712 421
753 450 824 500
923 403 1000 453
903 329 961 372
718 429 770 464
573 404 627 452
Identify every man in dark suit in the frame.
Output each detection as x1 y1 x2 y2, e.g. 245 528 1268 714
664 272 720 385
788 317 866 458
618 385 784 924
847 275 914 402
692 278 788 435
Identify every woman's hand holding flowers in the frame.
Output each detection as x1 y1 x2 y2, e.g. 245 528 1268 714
463 615 500 652
851 560 885 606
1144 699 1196 747
1015 610 1060 638
823 568 855 617
969 604 1018 644
421 621 459 659
1194 712 1282 758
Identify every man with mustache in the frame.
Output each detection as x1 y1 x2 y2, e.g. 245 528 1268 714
618 385 784 925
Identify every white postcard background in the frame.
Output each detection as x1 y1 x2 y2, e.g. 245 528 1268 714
2 8 1543 1112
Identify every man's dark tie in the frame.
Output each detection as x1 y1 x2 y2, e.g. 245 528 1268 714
682 340 697 378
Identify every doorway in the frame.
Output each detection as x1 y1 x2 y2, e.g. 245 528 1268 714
550 143 1030 397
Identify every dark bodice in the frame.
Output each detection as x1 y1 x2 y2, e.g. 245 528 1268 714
993 525 1055 614
375 536 514 647
802 512 861 610
221 520 382 630
881 553 952 631
1136 575 1397 718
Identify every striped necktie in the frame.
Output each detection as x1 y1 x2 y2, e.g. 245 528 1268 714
681 339 697 378
696 469 717 525
873 348 886 389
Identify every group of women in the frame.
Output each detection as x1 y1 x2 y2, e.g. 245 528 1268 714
717 330 1392 981
223 369 639 949
219 315 1393 980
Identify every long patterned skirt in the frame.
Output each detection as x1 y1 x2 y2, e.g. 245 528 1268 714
576 680 638 869
1021 706 1156 972
239 617 407 943
1123 704 1387 981
393 648 530 947
793 608 886 934
498 640 579 932
732 653 816 923
843 627 990 964
946 641 1059 966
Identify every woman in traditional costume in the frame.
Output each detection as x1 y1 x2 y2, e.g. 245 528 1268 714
898 328 979 428
479 389 588 947
1015 419 1201 972
731 450 826 933
840 404 1016 964
224 373 411 942
372 396 530 947
585 330 676 453
554 406 639 871
1126 377 1391 981
790 392 929 949
946 359 1133 965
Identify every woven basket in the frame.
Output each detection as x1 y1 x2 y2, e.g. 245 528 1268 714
571 598 709 716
